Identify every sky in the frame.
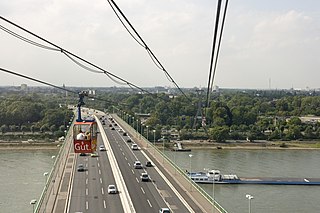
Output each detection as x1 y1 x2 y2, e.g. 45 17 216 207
0 0 319 90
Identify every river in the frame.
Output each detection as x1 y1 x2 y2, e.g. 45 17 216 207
1 148 320 213
0 150 58 213
165 149 320 213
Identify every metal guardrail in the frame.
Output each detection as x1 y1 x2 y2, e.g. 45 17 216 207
113 114 228 213
34 122 73 212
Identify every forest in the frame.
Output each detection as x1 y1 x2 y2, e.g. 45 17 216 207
1 87 320 142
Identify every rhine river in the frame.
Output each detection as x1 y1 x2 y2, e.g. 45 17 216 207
1 148 320 212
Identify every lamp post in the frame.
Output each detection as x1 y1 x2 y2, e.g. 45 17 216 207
189 154 193 191
162 137 165 163
246 194 254 213
43 172 49 185
146 126 149 140
136 119 139 137
30 199 37 212
153 130 156 153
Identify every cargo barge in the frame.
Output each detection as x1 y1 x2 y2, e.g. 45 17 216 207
189 170 320 185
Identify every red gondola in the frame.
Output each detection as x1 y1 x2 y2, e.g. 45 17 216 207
73 91 97 153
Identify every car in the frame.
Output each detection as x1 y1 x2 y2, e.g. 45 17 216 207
107 184 117 194
131 143 138 150
133 161 142 169
79 153 86 156
91 152 98 157
114 123 118 126
99 145 106 151
159 208 170 213
77 164 85 172
145 161 152 167
109 124 112 127
102 121 105 125
140 172 149 182
123 132 127 136
111 127 115 130
118 129 123 133
126 138 132 143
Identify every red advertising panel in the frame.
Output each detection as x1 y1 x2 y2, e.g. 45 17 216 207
74 140 93 153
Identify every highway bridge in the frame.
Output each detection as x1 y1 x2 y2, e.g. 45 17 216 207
35 111 228 213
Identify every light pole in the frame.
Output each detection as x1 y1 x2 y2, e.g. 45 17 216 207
146 126 149 141
43 172 49 185
246 194 254 213
136 119 139 137
153 130 156 153
162 137 165 163
30 199 37 212
189 154 193 191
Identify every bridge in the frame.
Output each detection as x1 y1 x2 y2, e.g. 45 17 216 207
33 111 228 213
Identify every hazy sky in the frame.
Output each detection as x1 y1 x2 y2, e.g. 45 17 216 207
0 0 319 90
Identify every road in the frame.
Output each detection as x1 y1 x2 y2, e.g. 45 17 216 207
68 113 194 213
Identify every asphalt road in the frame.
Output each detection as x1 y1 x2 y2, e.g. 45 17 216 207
68 113 193 213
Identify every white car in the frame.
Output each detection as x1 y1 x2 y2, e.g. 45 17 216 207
133 161 142 169
99 145 106 151
159 208 170 213
107 184 117 194
131 143 138 150
140 172 149 182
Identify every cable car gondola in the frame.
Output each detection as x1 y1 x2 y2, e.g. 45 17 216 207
73 91 97 153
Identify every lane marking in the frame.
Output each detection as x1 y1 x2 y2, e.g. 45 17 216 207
99 169 101 175
100 178 102 184
136 177 139 183
86 201 89 210
86 188 88 195
97 162 100 167
147 199 152 208
103 200 107 208
86 178 88 185
141 187 145 194
101 187 105 195
125 157 127 161
131 169 134 174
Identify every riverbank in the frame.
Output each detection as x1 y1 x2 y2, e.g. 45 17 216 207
0 141 62 150
168 140 320 150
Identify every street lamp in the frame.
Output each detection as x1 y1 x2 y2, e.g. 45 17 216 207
153 130 156 153
136 119 139 137
189 154 193 191
30 199 37 212
146 126 149 141
43 172 49 184
246 194 254 213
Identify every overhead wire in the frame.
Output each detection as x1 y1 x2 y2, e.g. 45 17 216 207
0 15 159 97
206 0 223 108
106 0 191 102
0 67 124 106
209 0 229 93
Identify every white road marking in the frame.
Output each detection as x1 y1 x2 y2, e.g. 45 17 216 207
100 178 103 184
141 187 145 194
128 163 131 167
103 200 107 208
101 187 105 195
136 177 139 183
125 157 127 161
86 188 88 195
97 162 100 167
86 178 88 185
147 199 152 207
86 201 89 210
131 169 134 174
99 169 101 175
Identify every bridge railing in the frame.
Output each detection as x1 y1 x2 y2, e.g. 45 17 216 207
35 121 73 212
113 114 228 213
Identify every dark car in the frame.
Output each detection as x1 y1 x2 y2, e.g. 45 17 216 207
111 127 115 130
123 132 127 136
146 161 152 167
77 164 85 172
109 124 112 127
79 153 86 156
126 139 132 142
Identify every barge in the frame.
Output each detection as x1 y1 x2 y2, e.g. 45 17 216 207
189 170 320 185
